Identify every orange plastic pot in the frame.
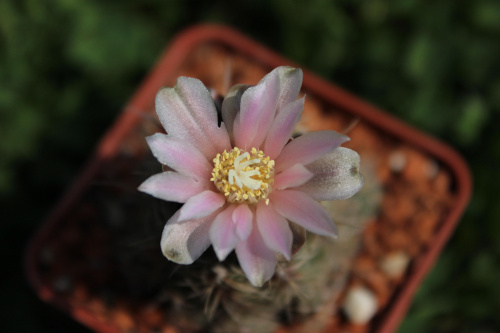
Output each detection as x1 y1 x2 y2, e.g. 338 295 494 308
26 25 471 333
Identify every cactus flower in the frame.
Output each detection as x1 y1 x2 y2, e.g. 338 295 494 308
139 67 364 287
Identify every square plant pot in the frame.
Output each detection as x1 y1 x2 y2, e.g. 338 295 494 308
26 25 471 333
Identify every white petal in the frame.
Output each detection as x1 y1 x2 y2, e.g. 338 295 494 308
232 204 253 240
177 190 226 222
256 201 293 260
263 97 304 159
221 84 250 145
274 164 314 190
297 147 364 201
138 172 207 203
155 77 231 159
271 189 338 238
161 208 220 264
233 69 280 149
275 66 303 114
146 133 212 180
275 131 350 172
209 206 239 261
235 226 277 287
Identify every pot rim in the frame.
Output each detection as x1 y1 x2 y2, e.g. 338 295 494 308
25 24 472 333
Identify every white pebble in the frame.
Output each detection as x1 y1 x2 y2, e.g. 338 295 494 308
424 159 439 179
388 151 406 172
342 286 378 324
379 251 411 278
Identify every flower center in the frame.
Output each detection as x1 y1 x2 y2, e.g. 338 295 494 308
211 147 274 204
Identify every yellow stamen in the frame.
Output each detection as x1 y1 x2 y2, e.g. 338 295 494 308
211 147 275 204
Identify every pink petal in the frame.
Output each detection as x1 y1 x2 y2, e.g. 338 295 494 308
235 225 277 287
161 208 221 264
232 204 253 240
221 84 251 145
274 164 314 190
256 201 293 260
298 147 364 201
146 133 212 180
263 97 304 159
178 190 226 222
275 67 303 114
138 171 207 203
209 206 239 261
234 69 279 149
275 131 350 172
155 77 231 159
270 189 338 238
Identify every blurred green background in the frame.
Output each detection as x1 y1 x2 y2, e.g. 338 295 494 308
1 0 499 332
